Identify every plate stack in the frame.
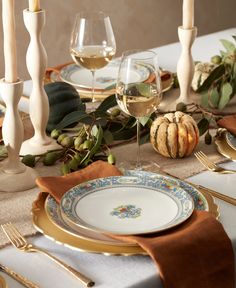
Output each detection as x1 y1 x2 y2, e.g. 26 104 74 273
33 170 219 256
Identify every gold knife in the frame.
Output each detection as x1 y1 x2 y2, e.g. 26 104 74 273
0 263 39 288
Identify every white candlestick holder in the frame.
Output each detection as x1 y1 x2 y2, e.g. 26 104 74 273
176 26 197 104
0 79 37 192
20 9 61 156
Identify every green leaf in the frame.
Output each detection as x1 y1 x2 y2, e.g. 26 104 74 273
139 116 150 126
81 126 103 164
91 125 99 137
232 36 236 43
220 50 227 58
196 64 225 93
136 83 152 97
96 95 117 113
209 88 220 108
220 39 236 52
200 92 209 108
103 130 114 144
197 118 209 136
56 111 92 130
218 82 233 110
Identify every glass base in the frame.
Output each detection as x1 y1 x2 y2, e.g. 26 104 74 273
118 160 161 174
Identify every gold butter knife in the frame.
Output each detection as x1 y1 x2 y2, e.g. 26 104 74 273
0 263 39 288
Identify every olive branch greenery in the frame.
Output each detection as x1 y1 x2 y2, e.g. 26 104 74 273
0 37 235 171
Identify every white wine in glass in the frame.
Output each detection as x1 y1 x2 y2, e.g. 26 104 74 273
116 50 162 170
70 11 116 102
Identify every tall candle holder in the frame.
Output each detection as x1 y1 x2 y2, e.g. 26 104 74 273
20 9 61 156
0 79 37 192
176 26 197 104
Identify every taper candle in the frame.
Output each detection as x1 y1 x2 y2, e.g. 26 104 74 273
29 0 40 12
2 0 18 83
182 0 194 29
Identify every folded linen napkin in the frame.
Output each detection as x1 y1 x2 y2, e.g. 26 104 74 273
217 115 236 136
36 160 235 288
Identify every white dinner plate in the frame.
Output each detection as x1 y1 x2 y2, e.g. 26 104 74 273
60 175 194 235
59 60 150 90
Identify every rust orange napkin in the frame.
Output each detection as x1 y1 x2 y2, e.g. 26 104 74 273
217 115 236 136
36 161 235 288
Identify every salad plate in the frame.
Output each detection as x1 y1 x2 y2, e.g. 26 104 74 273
60 175 194 235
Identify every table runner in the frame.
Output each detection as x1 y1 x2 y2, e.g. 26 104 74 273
0 115 228 247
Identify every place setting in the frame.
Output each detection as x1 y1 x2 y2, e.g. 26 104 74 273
0 0 235 287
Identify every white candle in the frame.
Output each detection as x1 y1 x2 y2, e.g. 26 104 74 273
2 0 18 83
182 0 194 29
29 0 40 12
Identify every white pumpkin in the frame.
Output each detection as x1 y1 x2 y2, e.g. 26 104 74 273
150 111 199 158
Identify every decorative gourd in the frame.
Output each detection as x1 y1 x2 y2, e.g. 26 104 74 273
191 62 216 91
150 111 199 158
44 82 84 132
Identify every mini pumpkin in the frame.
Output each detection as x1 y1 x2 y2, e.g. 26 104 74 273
150 111 199 158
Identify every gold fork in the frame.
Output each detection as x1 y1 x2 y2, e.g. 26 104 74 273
194 151 236 174
1 223 95 287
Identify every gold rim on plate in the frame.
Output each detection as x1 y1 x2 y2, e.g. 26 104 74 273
32 184 219 256
0 275 7 288
215 129 236 161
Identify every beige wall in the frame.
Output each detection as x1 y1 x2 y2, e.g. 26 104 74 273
0 0 236 79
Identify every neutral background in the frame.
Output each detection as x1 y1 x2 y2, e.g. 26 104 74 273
0 0 236 79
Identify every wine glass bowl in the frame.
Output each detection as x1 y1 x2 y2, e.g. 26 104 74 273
116 50 162 170
70 11 116 102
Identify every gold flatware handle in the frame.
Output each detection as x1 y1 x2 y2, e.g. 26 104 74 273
0 264 39 288
33 247 94 287
194 184 236 206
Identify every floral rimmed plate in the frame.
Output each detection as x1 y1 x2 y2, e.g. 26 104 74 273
60 175 194 235
45 171 208 246
32 171 219 256
59 60 150 90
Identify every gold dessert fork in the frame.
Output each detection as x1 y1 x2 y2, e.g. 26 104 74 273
194 151 236 174
1 223 94 287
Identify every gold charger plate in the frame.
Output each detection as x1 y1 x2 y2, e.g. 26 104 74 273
215 129 236 161
32 184 219 256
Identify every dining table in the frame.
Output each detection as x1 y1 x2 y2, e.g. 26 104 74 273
0 27 236 288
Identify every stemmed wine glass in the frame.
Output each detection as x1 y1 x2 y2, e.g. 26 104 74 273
70 11 116 102
116 50 162 170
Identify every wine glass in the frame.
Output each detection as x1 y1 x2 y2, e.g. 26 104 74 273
116 49 162 170
70 11 116 102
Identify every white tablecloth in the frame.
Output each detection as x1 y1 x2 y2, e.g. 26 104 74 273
0 28 236 287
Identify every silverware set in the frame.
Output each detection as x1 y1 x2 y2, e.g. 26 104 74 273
1 223 95 288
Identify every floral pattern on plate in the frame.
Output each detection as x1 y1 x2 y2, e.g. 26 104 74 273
60 175 194 235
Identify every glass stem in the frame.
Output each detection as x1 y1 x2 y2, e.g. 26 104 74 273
136 118 142 170
91 70 95 102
